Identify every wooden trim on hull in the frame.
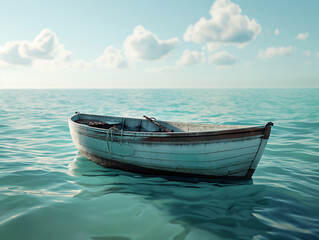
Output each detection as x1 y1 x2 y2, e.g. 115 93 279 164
79 149 255 180
263 122 274 139
144 129 265 143
75 126 265 144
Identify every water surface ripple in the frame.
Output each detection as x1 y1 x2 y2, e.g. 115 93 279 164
0 89 318 240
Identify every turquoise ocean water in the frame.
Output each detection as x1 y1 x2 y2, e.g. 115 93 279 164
0 89 318 240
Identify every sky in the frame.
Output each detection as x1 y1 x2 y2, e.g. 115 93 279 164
0 0 318 89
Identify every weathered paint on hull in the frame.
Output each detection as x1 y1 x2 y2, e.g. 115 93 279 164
68 114 272 179
78 149 256 180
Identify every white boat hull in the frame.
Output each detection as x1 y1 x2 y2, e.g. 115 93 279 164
68 113 273 179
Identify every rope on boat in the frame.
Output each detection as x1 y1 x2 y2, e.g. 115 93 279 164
120 129 123 146
110 129 113 142
106 129 111 153
106 126 122 153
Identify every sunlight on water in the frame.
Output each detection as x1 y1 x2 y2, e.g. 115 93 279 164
0 89 319 240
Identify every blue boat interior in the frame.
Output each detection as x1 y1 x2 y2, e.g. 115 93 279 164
73 113 181 132
72 113 252 133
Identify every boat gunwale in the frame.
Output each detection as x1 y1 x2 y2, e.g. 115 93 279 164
69 113 266 138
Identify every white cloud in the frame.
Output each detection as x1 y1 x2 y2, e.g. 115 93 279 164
184 0 261 45
258 46 295 59
97 46 127 69
0 41 31 66
22 29 61 59
296 32 309 40
0 29 96 71
123 25 179 61
208 51 236 65
275 29 279 35
303 51 311 57
176 50 205 66
0 28 71 67
317 52 319 58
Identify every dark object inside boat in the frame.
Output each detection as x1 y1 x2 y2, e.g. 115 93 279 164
75 118 170 132
75 119 117 129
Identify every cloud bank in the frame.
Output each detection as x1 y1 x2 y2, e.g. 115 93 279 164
123 26 179 61
0 26 180 70
184 0 261 45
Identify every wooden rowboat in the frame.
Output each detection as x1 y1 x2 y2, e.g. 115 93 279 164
68 112 273 179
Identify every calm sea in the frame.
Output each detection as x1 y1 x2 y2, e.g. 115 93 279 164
0 89 318 240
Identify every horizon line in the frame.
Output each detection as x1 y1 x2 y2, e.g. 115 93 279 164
1 87 319 90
